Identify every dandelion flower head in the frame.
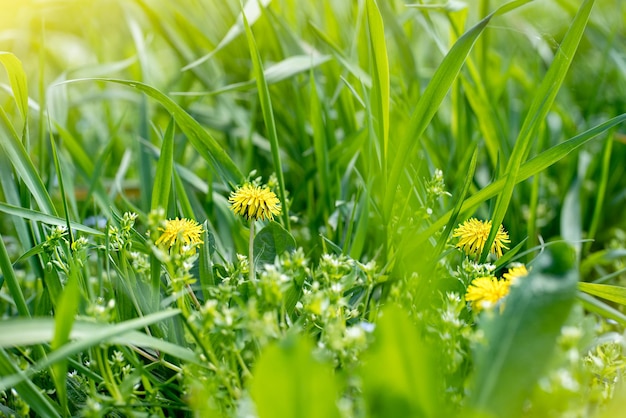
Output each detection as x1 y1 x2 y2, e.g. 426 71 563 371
229 183 281 221
503 264 529 284
464 276 510 312
453 218 510 258
155 218 204 248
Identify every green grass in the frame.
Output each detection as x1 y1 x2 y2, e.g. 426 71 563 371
0 0 625 416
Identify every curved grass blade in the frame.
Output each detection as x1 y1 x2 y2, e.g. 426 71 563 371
0 202 103 237
578 282 626 306
182 0 272 71
384 0 532 218
416 114 626 246
242 9 290 230
0 52 29 119
59 78 244 187
480 0 596 262
0 309 183 391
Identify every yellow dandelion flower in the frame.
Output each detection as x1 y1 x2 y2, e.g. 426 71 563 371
452 218 510 258
229 183 281 221
503 264 529 284
155 218 204 248
465 276 510 312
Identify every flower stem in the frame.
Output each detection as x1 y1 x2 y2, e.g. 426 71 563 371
249 220 255 282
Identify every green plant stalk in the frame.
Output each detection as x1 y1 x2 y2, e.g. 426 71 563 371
584 133 613 255
0 233 30 317
249 221 255 282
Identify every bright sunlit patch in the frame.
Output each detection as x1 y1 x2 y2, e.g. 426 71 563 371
155 218 204 248
452 218 510 258
229 183 281 221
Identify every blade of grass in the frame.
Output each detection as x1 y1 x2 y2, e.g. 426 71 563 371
151 118 175 212
480 0 595 262
416 114 626 246
60 78 244 187
0 105 56 215
583 133 613 254
0 202 104 237
366 0 390 181
0 309 182 391
242 8 290 230
182 0 272 71
384 0 532 219
0 349 61 418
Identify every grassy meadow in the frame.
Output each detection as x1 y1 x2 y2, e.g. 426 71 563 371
1 0 626 416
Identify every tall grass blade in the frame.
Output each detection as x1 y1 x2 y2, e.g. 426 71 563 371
0 52 29 120
366 0 390 178
417 114 626 246
151 118 176 212
182 0 272 71
480 0 596 262
242 9 290 230
384 0 531 218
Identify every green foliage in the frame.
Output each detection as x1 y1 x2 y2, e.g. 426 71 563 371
251 336 341 418
0 0 625 416
469 243 579 417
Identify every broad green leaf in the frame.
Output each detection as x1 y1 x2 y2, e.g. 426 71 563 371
578 282 626 306
250 335 341 418
361 306 444 418
253 221 296 268
468 243 578 417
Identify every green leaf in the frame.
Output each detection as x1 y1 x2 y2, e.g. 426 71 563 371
0 309 183 391
481 0 595 262
0 349 61 418
361 306 444 418
578 282 626 306
253 221 296 268
416 114 626 247
468 243 578 417
61 78 244 187
0 202 103 237
242 9 290 229
366 0 390 174
151 118 175 212
250 335 341 418
0 52 29 119
384 0 532 218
